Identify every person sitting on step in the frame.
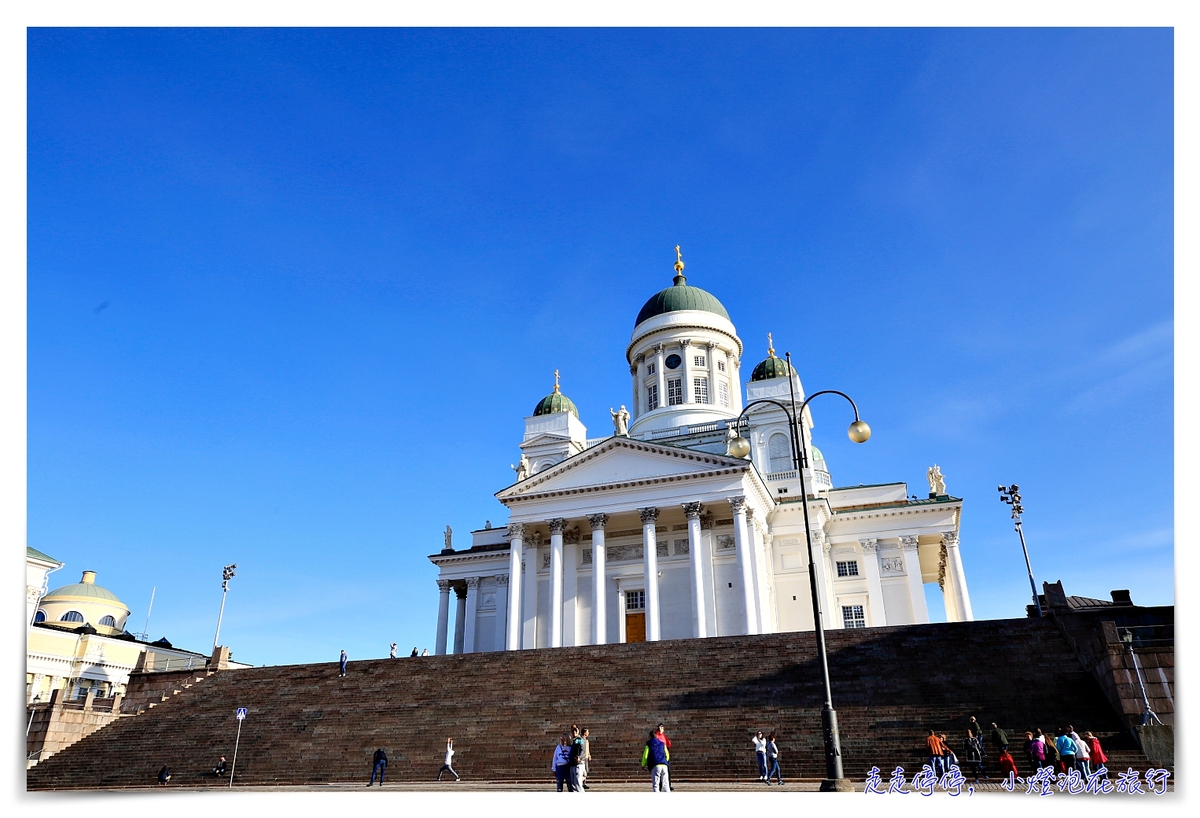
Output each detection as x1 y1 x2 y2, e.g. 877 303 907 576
212 756 227 776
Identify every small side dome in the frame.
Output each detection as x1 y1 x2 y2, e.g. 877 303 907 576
750 332 797 381
810 444 825 463
532 370 579 418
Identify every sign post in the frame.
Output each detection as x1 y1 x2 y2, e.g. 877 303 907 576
230 708 247 789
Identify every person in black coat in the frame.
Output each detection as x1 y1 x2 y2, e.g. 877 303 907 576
368 748 388 786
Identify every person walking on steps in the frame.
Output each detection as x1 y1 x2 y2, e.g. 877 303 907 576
437 737 460 781
552 733 572 791
926 729 946 776
990 722 1009 755
338 649 348 677
752 730 768 781
766 732 784 785
1083 731 1109 777
962 730 986 781
368 748 388 786
642 729 671 792
567 725 586 793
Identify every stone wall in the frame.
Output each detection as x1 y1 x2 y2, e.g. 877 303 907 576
26 688 123 767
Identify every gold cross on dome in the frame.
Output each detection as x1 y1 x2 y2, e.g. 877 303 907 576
674 245 685 274
553 369 560 393
767 332 775 357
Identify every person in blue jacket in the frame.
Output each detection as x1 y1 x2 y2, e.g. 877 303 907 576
641 729 671 792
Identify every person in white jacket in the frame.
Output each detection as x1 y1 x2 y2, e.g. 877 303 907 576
436 737 460 781
752 731 768 781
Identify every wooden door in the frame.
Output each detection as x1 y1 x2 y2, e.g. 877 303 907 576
625 612 646 643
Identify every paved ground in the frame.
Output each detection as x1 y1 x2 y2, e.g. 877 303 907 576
30 779 1174 795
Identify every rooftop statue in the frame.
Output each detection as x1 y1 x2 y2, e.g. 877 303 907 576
928 464 946 496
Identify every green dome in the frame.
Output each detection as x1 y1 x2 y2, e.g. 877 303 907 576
750 354 796 381
810 444 825 462
44 572 124 605
635 273 731 327
532 390 579 418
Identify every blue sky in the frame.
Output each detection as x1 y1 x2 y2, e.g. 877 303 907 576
27 28 1173 668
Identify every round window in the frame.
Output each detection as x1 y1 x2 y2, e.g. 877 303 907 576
665 354 682 370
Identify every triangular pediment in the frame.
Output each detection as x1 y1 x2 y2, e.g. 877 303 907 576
497 437 750 501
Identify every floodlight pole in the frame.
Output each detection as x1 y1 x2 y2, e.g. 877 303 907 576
998 485 1041 617
213 564 237 651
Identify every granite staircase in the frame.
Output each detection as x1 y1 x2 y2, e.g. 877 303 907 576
26 617 1152 790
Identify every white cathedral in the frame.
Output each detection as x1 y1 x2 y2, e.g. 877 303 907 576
429 250 973 654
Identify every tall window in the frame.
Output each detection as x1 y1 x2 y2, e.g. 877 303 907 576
836 560 860 577
647 383 659 411
667 377 684 405
626 589 646 611
694 355 706 368
842 605 866 629
694 377 710 404
719 381 729 407
768 433 791 472
647 362 656 375
718 360 726 372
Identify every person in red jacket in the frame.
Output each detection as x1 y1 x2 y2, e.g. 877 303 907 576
1084 732 1109 777
998 749 1018 779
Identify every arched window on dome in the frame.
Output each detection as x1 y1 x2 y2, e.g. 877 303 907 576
99 615 116 627
768 434 792 474
34 610 46 623
60 610 85 623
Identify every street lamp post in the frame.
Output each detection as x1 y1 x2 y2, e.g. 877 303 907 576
1120 629 1163 726
725 351 869 792
212 564 237 652
998 485 1041 618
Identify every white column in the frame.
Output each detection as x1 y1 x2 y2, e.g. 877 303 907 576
681 339 693 402
859 539 888 627
900 535 930 624
654 344 666 409
522 534 539 648
943 532 973 621
548 518 566 647
506 524 525 650
434 579 451 655
938 536 961 621
683 502 707 638
494 574 510 652
452 585 467 654
731 355 743 413
617 585 627 643
729 496 758 635
462 577 481 653
747 511 771 634
589 514 609 645
705 342 718 406
563 528 579 646
640 507 662 641
635 355 647 417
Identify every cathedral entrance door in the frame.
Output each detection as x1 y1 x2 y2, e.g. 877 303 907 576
624 588 646 643
625 612 646 643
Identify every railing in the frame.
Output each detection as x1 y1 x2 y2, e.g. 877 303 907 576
765 470 798 482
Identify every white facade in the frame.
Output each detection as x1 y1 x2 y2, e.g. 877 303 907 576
430 259 972 653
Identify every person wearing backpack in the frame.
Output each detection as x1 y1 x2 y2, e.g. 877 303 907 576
765 732 784 785
642 729 671 792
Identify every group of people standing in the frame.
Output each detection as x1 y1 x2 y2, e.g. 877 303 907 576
550 725 592 791
388 643 429 658
751 731 784 784
929 716 1110 782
